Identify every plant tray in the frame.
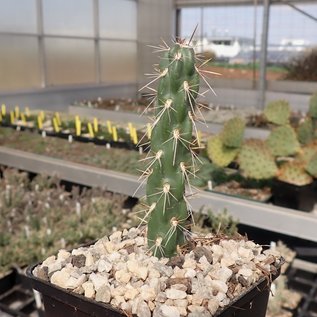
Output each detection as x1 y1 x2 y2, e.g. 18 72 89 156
287 262 317 317
0 269 43 317
27 259 282 317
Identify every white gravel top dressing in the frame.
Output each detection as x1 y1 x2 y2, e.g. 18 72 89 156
33 227 281 317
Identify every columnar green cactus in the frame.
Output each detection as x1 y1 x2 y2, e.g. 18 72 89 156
263 100 290 125
143 41 200 258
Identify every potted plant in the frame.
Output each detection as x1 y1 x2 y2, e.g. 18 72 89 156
27 39 282 317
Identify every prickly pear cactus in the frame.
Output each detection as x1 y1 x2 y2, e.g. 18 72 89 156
221 117 245 148
277 161 313 186
142 41 203 258
238 140 277 180
309 92 317 119
263 100 290 125
297 118 314 145
207 135 239 167
306 153 317 178
266 125 300 157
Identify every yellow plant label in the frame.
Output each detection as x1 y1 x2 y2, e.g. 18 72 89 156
53 117 60 133
88 122 94 138
55 112 61 126
0 114 2 122
1 104 6 116
147 123 152 139
107 120 112 134
93 118 98 132
15 106 20 118
40 111 45 121
75 117 81 136
112 126 118 142
37 115 43 129
25 107 30 117
21 113 26 123
10 111 15 124
132 128 138 144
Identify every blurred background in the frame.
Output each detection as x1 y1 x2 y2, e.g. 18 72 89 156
0 0 316 111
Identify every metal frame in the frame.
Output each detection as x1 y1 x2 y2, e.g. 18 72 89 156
0 0 138 92
68 105 270 139
1 145 316 242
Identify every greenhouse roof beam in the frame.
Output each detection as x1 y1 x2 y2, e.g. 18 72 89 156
175 0 315 7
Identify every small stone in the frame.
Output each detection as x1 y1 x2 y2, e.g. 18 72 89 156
156 292 167 302
95 285 111 303
238 247 254 260
174 299 188 307
124 288 139 300
71 254 86 268
57 250 71 261
136 300 151 317
208 299 219 315
238 268 253 278
51 269 70 288
166 256 184 268
166 288 187 300
35 266 49 281
166 278 191 293
160 304 181 317
140 285 157 302
193 247 213 263
109 230 122 242
89 272 108 291
82 281 95 298
65 274 87 289
85 252 95 266
97 259 112 273
210 280 228 294
42 255 56 266
185 268 196 279
220 257 235 267
115 270 131 284
47 261 62 275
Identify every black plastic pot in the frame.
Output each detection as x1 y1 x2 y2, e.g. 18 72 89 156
27 259 282 317
272 180 316 212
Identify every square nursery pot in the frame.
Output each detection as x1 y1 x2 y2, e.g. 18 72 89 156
272 180 317 212
26 259 282 317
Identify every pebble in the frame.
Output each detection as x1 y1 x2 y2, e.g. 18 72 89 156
34 227 280 317
166 289 187 300
95 285 111 303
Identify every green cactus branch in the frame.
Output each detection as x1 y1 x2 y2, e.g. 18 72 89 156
139 41 205 258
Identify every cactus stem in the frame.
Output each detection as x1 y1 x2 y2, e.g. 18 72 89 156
152 99 177 125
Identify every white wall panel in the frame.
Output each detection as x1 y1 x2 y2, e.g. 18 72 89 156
43 0 94 37
100 40 137 83
99 0 137 40
0 0 37 34
45 38 96 85
0 35 41 90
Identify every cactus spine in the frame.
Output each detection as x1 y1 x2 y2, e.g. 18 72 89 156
142 41 201 258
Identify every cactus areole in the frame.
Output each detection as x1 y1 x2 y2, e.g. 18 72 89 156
144 42 200 258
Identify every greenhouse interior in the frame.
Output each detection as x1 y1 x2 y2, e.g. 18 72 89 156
0 0 317 316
